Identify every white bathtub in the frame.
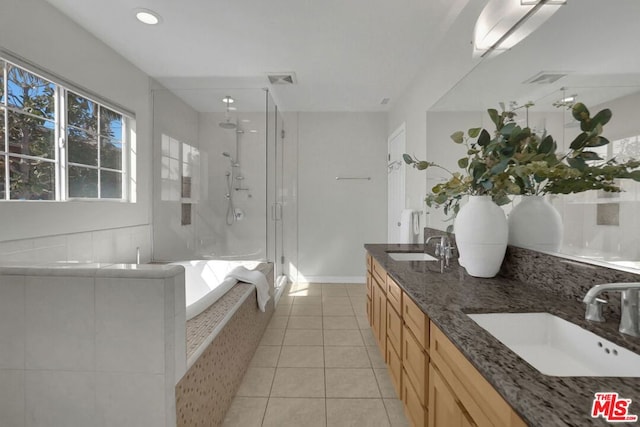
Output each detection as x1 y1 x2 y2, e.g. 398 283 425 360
170 259 263 320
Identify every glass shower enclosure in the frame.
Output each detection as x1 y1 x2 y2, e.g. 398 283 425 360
152 85 293 293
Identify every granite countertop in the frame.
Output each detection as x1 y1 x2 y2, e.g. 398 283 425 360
365 243 640 427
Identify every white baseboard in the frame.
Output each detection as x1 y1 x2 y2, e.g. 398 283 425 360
297 276 366 284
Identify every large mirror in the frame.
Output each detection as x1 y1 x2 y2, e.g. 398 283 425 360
427 0 640 270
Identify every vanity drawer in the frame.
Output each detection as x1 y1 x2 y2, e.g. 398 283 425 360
403 325 428 406
386 301 402 355
403 296 429 349
372 258 387 291
402 368 427 427
386 276 403 314
386 338 402 398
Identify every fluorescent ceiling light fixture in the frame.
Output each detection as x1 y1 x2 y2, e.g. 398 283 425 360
561 95 576 103
227 106 237 111
222 96 234 104
135 8 162 25
473 0 566 58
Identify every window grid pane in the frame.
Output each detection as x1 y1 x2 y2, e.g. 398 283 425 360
67 91 97 134
67 127 98 166
0 155 5 199
7 110 55 159
7 65 55 120
0 108 5 152
0 60 5 104
100 170 122 199
68 164 98 198
8 155 55 200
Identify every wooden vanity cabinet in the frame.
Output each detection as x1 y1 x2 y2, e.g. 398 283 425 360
366 251 527 427
429 323 527 427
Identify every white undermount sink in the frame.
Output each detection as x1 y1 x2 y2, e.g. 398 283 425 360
468 312 640 377
387 252 438 262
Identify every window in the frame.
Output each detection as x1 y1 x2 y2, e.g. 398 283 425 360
0 57 131 201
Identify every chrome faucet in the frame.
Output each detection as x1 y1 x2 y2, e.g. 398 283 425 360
583 283 640 337
425 235 456 272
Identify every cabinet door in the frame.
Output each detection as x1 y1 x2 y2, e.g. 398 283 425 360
386 302 402 356
371 281 380 337
386 338 402 398
429 364 470 427
371 280 386 357
376 282 387 356
402 325 428 406
402 369 427 427
366 274 373 326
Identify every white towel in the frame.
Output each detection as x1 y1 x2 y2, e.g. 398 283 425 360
226 266 270 312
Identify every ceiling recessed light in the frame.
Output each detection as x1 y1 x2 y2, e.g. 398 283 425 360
222 96 234 104
249 130 258 133
135 8 161 25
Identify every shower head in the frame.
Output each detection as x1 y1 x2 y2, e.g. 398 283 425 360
219 120 237 130
222 152 239 166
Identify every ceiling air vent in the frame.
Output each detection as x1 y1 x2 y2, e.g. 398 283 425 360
267 73 297 85
524 71 567 85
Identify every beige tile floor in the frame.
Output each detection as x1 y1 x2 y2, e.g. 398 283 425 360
222 282 410 427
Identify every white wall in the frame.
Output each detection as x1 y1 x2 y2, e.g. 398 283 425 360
0 0 152 262
151 88 200 261
387 2 487 231
297 112 387 282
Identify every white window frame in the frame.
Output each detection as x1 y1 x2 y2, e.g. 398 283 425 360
0 52 134 202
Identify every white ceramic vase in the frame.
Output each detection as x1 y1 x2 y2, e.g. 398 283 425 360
454 195 508 278
508 195 563 252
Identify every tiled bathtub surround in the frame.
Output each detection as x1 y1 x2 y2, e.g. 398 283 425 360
0 263 185 427
175 263 274 427
176 289 274 426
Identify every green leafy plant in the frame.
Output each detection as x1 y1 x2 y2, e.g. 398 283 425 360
404 102 640 223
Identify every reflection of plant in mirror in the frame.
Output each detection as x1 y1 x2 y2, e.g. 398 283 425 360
404 102 640 220
508 102 640 195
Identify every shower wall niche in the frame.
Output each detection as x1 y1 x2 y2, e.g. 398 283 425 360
152 85 296 285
